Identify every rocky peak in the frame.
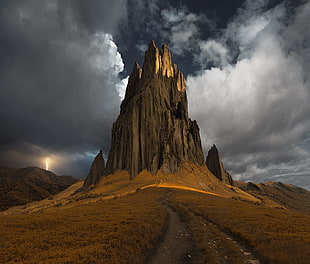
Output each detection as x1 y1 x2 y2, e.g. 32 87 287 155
106 40 204 179
206 144 234 186
121 62 142 107
139 40 183 81
121 40 186 114
83 150 105 188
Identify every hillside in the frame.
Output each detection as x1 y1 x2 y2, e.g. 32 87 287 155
235 180 310 215
0 180 310 264
0 166 78 210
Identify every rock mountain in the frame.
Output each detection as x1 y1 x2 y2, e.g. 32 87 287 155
83 150 105 188
206 144 234 186
85 41 233 185
105 41 204 179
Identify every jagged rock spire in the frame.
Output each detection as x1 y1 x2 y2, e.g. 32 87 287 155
206 144 234 186
105 40 204 179
83 150 105 188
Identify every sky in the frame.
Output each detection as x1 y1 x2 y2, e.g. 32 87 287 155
0 0 309 190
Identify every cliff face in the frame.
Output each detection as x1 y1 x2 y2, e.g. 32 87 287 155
206 144 234 186
83 150 105 188
105 41 204 179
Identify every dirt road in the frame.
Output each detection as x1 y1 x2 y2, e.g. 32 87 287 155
147 192 261 264
147 202 202 264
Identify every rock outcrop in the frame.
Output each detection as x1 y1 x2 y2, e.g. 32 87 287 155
105 40 204 179
206 144 234 186
83 150 105 188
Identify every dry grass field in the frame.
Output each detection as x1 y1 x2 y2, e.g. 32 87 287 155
0 188 168 264
1 173 310 264
169 189 310 264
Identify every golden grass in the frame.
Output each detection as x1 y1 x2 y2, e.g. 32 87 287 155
92 163 260 204
0 182 84 216
1 167 309 264
169 189 310 264
0 188 168 264
157 183 225 197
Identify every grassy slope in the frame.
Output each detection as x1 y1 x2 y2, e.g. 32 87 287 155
0 166 78 211
1 187 310 263
0 188 168 264
1 164 310 264
91 163 259 203
169 189 310 264
235 180 310 215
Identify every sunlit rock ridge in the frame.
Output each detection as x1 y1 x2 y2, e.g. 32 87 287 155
105 40 204 179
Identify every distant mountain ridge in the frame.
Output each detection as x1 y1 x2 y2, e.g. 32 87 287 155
235 180 310 215
0 166 78 211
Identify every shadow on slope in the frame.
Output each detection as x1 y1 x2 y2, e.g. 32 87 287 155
0 166 78 211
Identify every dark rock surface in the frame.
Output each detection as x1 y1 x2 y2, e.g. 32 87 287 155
206 144 234 186
83 150 105 188
105 41 204 179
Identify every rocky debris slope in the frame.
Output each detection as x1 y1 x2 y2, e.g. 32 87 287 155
206 144 234 186
83 150 105 188
105 41 204 179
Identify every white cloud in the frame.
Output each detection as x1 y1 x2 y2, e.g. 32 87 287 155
226 1 286 59
195 40 230 67
161 7 207 55
89 33 124 73
115 76 129 100
187 1 310 188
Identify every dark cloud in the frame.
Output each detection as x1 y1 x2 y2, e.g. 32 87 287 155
69 0 127 34
0 0 126 176
115 0 216 76
115 0 247 75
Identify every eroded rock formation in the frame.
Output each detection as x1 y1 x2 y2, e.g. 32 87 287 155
105 40 204 179
83 150 105 188
206 144 234 186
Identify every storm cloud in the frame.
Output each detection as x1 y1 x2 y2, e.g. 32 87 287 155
0 0 126 176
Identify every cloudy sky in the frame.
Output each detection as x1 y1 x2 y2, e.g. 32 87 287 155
1 0 309 190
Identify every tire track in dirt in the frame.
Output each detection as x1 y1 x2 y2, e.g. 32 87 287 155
147 191 261 264
187 209 261 264
147 192 203 264
204 219 260 264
